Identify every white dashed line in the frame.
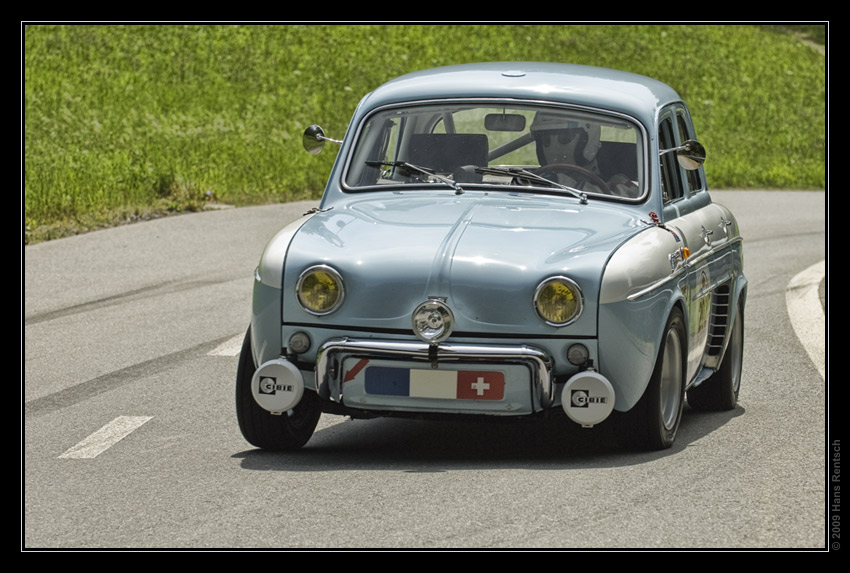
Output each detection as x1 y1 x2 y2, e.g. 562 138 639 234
786 260 825 379
59 416 153 459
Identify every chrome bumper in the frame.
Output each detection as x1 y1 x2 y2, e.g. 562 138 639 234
315 337 555 408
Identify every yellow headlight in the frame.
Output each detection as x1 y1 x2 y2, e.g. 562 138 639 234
296 265 344 315
534 277 583 326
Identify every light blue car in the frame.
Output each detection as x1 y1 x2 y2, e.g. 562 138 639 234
237 62 747 451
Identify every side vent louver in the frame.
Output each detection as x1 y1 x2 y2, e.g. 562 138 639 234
706 284 731 356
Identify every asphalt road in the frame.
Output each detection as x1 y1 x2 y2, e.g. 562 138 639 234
23 190 828 549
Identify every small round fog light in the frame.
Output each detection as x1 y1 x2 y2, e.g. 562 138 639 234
412 299 455 344
567 344 589 366
289 332 311 354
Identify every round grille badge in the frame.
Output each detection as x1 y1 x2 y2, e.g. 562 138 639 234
412 299 455 344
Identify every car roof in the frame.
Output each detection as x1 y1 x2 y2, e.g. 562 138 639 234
360 62 683 127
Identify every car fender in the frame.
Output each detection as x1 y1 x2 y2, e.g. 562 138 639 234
251 213 316 366
599 225 688 411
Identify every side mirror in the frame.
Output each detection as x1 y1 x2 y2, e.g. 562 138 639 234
303 125 342 155
660 139 706 171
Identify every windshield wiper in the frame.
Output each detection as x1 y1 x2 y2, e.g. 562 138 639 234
475 166 588 204
366 160 464 194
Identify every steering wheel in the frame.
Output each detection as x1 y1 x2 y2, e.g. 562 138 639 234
534 163 611 194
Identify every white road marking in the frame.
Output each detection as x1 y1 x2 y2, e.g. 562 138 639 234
59 416 153 459
316 413 349 432
786 260 825 379
209 334 244 356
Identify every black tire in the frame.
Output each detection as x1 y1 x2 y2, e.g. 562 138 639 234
235 327 321 450
617 308 686 450
687 302 744 411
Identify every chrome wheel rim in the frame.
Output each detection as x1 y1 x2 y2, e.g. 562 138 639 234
660 327 684 431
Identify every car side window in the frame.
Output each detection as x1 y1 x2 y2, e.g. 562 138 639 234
676 109 705 194
659 117 683 203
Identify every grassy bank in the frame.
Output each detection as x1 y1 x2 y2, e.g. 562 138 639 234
23 24 826 243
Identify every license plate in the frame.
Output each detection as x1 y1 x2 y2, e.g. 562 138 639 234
364 366 505 400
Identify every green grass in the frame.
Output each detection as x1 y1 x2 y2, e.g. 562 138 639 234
23 24 826 243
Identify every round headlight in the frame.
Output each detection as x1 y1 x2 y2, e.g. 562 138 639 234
534 276 583 326
296 265 344 315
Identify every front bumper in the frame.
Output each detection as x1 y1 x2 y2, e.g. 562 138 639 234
315 338 555 416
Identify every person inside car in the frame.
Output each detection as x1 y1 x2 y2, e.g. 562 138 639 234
531 113 638 197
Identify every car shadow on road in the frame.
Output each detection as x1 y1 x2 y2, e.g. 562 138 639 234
232 404 746 471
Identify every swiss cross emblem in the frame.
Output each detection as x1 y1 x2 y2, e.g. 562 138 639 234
456 372 505 400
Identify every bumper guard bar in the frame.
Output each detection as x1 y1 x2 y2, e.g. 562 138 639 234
315 337 554 408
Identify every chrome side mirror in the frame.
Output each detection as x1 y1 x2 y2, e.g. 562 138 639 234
660 139 706 170
303 125 342 155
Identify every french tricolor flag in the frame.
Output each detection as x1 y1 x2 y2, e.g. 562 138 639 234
364 367 505 400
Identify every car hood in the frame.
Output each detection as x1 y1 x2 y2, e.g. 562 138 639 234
283 192 645 335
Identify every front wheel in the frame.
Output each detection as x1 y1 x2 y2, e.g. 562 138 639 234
687 302 744 411
235 327 321 450
616 308 686 450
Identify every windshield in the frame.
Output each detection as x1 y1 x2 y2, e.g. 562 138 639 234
344 102 645 200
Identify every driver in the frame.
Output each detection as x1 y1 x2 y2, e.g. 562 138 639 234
530 113 638 196
531 113 602 172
